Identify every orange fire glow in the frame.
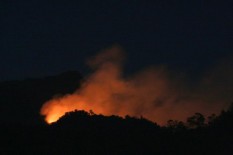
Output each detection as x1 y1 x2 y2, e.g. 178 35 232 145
40 46 230 125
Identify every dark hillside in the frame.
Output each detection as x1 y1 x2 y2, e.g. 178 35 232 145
0 71 82 124
0 71 233 154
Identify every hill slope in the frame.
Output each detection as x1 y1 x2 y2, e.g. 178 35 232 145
0 71 82 124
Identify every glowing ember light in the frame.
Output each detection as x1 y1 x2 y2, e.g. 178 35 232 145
46 114 59 124
40 46 228 125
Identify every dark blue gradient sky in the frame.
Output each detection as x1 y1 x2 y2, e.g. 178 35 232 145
1 0 232 80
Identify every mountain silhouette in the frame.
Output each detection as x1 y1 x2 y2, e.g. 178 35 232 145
1 71 233 154
0 71 82 124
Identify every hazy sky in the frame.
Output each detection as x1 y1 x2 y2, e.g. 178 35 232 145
1 0 232 80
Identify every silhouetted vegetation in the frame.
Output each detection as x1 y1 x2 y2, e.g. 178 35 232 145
1 73 233 154
1 105 233 154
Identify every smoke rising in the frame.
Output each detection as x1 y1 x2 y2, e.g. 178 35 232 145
40 46 233 125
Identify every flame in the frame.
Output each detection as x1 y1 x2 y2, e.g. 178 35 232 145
40 46 231 125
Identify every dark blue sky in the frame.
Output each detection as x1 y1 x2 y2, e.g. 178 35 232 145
1 0 232 80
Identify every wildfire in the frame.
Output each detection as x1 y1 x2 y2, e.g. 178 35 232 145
40 46 228 125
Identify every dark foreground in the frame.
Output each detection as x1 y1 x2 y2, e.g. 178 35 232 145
1 107 233 155
0 72 233 154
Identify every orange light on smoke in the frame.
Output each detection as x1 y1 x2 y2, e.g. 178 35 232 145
40 46 226 125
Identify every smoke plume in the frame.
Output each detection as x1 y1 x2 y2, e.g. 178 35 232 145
40 46 233 125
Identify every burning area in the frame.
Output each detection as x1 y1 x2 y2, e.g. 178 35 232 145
40 46 233 125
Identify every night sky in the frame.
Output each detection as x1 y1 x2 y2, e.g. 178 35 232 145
1 0 232 81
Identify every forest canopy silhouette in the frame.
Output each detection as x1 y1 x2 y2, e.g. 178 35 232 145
2 103 233 154
1 46 233 154
0 68 233 154
40 46 232 125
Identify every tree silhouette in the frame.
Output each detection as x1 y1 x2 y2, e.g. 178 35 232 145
167 120 186 132
207 114 216 125
186 113 205 128
1 73 233 154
